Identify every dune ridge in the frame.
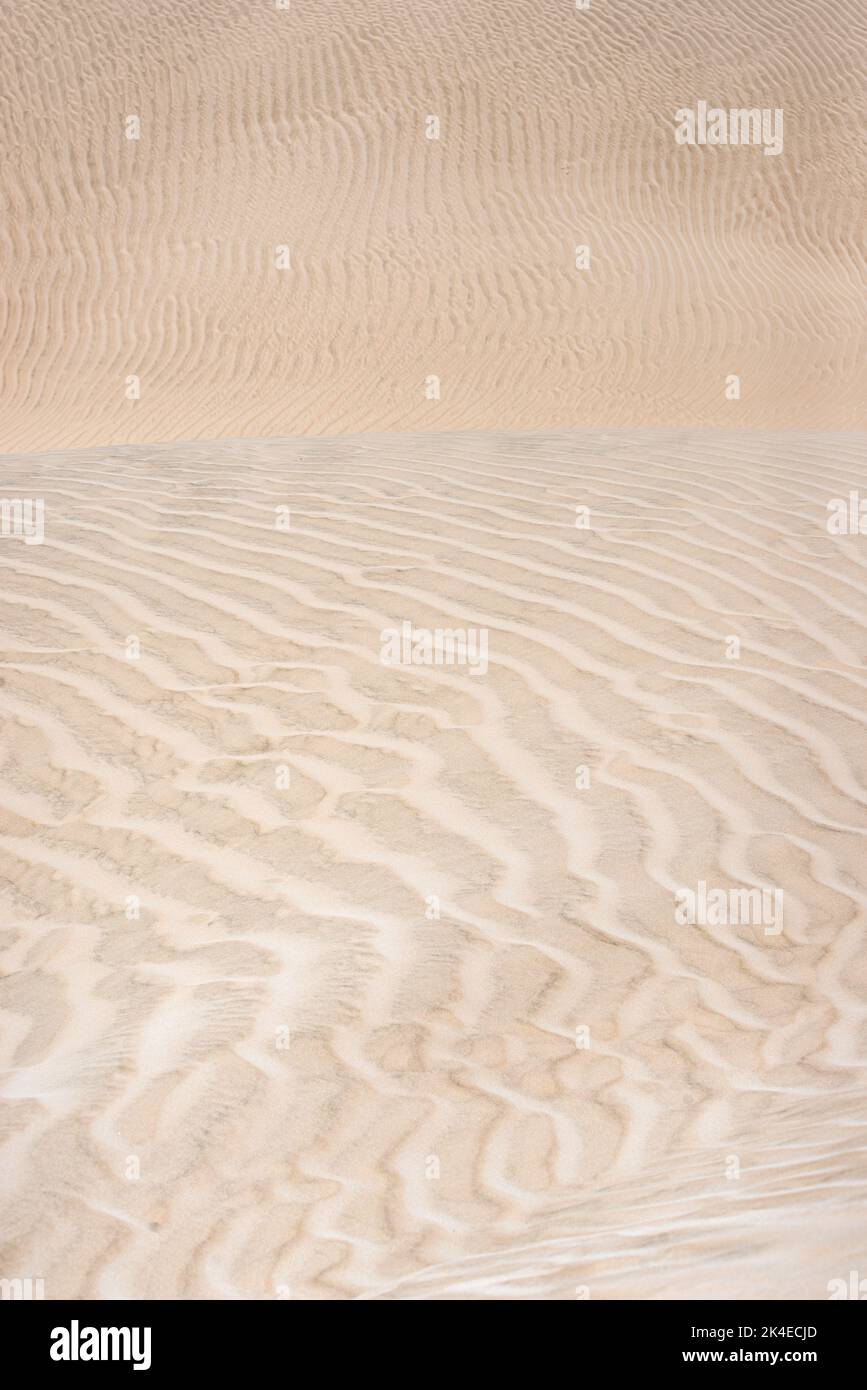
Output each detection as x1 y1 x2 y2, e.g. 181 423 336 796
1 427 866 1298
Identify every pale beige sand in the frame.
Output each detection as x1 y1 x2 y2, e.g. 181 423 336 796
2 0 866 452
1 428 866 1299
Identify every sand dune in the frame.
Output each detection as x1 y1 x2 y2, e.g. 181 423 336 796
1 427 866 1298
2 0 865 1306
2 0 866 452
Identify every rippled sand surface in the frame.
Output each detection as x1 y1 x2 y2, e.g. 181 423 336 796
1 428 866 1299
2 0 866 449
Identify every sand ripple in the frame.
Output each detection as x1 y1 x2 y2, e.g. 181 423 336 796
1 428 866 1298
1 0 865 449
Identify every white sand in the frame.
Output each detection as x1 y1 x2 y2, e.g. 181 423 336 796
1 428 866 1298
2 0 865 1303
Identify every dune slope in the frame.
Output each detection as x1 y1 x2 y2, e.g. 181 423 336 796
1 428 866 1298
1 0 866 449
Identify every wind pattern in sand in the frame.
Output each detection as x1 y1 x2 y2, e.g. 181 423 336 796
1 0 866 449
2 430 866 1299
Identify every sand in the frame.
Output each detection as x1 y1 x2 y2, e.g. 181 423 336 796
1 428 866 1299
1 0 866 1303
1 0 866 451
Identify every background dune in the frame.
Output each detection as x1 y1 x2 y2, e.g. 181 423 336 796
1 428 866 1298
1 0 866 451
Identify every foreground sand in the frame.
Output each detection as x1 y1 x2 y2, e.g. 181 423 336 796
2 0 866 450
1 427 866 1299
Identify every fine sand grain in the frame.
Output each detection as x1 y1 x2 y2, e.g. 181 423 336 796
1 0 866 451
1 428 866 1298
